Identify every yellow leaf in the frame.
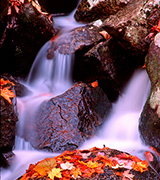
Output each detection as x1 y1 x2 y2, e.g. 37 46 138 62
0 87 15 104
32 0 48 15
47 168 62 179
34 158 56 176
86 160 99 169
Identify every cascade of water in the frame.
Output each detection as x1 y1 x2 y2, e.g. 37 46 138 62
80 69 151 159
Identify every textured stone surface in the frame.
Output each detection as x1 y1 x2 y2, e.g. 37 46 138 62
139 33 160 152
47 23 104 55
101 0 160 57
25 83 112 152
74 0 131 23
73 38 141 101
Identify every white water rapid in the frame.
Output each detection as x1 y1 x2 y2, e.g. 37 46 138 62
1 4 151 180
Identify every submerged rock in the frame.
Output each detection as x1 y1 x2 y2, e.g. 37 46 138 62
101 0 160 58
74 0 131 23
25 83 112 152
139 32 160 154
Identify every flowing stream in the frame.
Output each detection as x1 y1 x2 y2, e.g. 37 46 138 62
1 7 151 180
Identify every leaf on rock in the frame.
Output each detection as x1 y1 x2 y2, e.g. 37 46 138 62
145 151 154 162
34 158 56 176
99 31 111 40
131 161 148 173
70 167 82 178
1 87 15 104
60 162 74 170
47 168 62 179
91 81 98 88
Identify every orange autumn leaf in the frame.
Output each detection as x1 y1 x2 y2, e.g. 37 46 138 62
91 81 98 88
0 78 15 86
34 158 56 176
99 30 111 40
145 151 154 162
1 86 15 104
131 161 148 173
142 64 146 68
70 167 82 178
47 167 62 179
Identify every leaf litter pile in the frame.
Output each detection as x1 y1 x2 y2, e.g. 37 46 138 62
18 147 152 180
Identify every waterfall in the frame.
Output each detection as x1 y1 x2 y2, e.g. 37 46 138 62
1 68 151 180
81 69 151 159
1 1 152 178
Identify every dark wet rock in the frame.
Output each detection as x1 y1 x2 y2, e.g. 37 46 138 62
0 2 56 78
101 0 160 58
139 32 160 154
0 82 18 153
38 0 79 14
47 23 104 55
25 83 112 152
74 38 142 102
0 151 15 168
1 74 31 97
18 147 160 180
74 0 131 23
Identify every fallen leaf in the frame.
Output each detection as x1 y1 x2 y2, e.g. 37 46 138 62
0 87 15 104
145 151 154 162
123 170 134 179
34 158 56 176
99 30 111 40
70 167 82 178
47 168 62 179
91 81 98 88
60 162 74 170
32 0 48 15
131 161 148 173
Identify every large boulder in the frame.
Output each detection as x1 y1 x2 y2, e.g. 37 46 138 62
47 23 104 55
101 0 160 58
73 38 142 101
19 147 160 180
0 1 56 78
0 76 18 167
24 83 112 152
74 0 132 23
139 32 160 152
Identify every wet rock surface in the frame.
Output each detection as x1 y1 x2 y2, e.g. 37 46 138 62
0 2 56 78
101 0 160 58
0 76 18 167
1 74 31 97
18 147 160 180
74 0 131 23
139 32 160 153
47 23 104 55
73 38 142 102
25 83 112 152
